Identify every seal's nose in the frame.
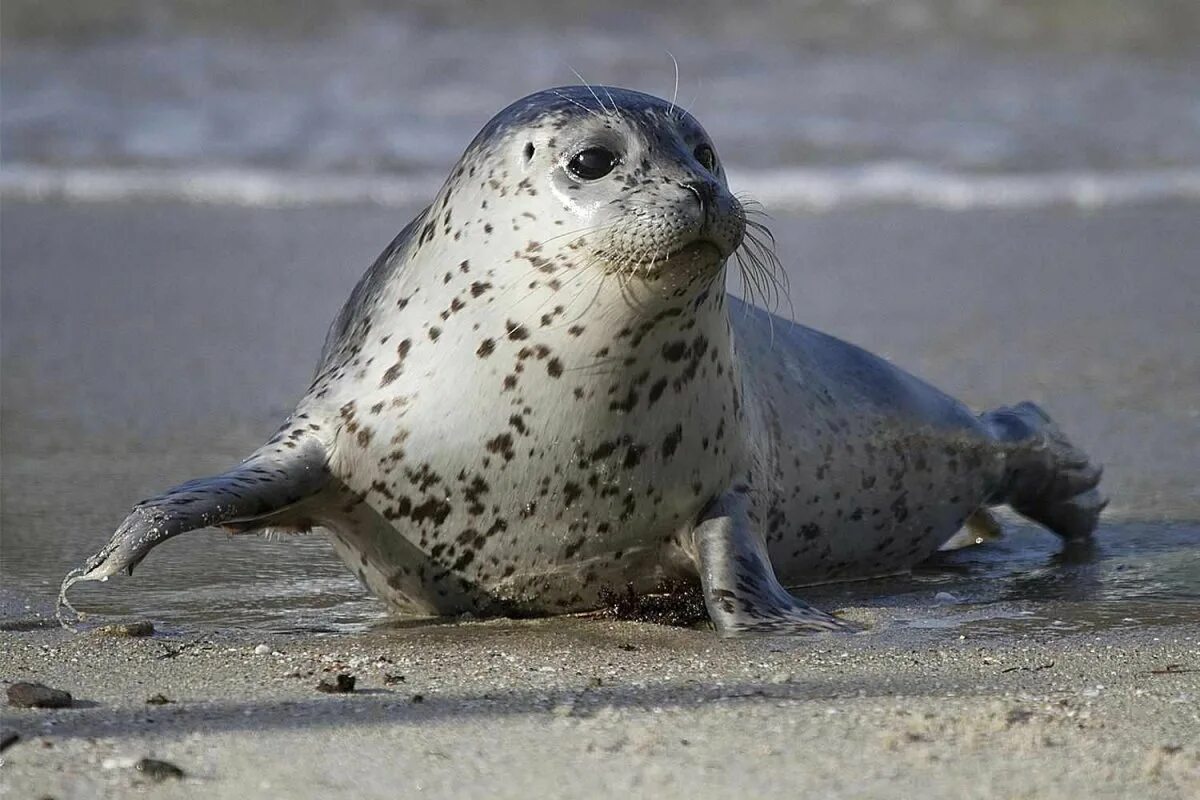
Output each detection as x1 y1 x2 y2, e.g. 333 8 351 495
678 177 744 258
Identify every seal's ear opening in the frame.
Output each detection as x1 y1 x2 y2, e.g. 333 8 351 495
523 142 535 163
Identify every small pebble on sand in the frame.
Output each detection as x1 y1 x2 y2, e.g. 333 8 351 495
316 673 356 693
7 682 73 709
95 621 155 638
135 758 185 781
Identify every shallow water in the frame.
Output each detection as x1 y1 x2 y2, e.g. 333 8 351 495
6 520 1196 638
808 522 1200 638
1 1 1198 639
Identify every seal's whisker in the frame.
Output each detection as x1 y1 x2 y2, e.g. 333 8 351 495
731 236 780 347
496 253 606 334
615 262 643 312
745 217 777 248
497 269 588 339
744 232 781 283
666 51 681 118
749 249 783 335
735 193 770 216
647 245 665 282
600 85 619 118
679 79 703 120
614 262 653 315
539 220 617 247
735 209 787 303
627 242 658 284
567 67 610 115
741 237 777 310
551 89 604 121
560 270 610 329
488 263 567 314
487 222 620 313
627 245 664 309
743 224 791 319
558 252 611 298
735 246 770 310
536 265 603 332
733 214 797 344
740 261 773 343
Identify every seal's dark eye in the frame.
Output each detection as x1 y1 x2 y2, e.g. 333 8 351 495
567 147 617 180
694 143 717 172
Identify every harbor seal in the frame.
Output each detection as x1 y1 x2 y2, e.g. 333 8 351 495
60 86 1106 635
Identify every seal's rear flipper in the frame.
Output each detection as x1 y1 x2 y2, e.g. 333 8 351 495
982 401 1107 541
689 493 856 637
58 431 331 624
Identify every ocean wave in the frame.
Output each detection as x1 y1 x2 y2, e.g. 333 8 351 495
3 163 1199 211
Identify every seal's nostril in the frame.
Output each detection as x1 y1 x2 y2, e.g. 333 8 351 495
680 181 714 214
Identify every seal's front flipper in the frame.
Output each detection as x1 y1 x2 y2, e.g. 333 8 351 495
59 429 330 621
982 401 1107 541
689 493 855 637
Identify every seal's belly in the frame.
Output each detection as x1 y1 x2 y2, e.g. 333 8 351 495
319 431 724 614
324 499 702 618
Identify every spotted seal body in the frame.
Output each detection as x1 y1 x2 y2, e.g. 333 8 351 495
62 87 1105 635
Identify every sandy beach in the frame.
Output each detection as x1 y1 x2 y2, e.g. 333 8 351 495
3 614 1199 799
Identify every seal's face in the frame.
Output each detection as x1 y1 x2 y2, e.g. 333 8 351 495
475 87 746 286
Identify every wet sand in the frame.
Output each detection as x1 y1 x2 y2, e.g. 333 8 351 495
2 198 1199 796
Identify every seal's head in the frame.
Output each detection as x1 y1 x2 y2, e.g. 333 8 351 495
451 86 746 290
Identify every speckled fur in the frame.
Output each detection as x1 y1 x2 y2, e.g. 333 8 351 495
63 87 1105 633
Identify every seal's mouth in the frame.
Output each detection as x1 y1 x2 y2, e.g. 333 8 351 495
620 239 725 279
656 234 737 265
601 237 726 279
668 239 724 261
603 201 784 308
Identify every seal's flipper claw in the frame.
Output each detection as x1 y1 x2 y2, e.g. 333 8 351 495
57 432 331 627
939 507 1006 551
689 493 857 637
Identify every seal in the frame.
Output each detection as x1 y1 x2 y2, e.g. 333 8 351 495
60 86 1106 635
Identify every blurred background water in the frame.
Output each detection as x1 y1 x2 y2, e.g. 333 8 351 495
3 0 1200 205
1 1 1197 634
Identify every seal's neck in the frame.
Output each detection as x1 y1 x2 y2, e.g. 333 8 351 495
476 251 737 405
389 202 738 393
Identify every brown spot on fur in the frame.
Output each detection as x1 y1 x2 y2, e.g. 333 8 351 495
485 433 515 461
661 424 683 458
